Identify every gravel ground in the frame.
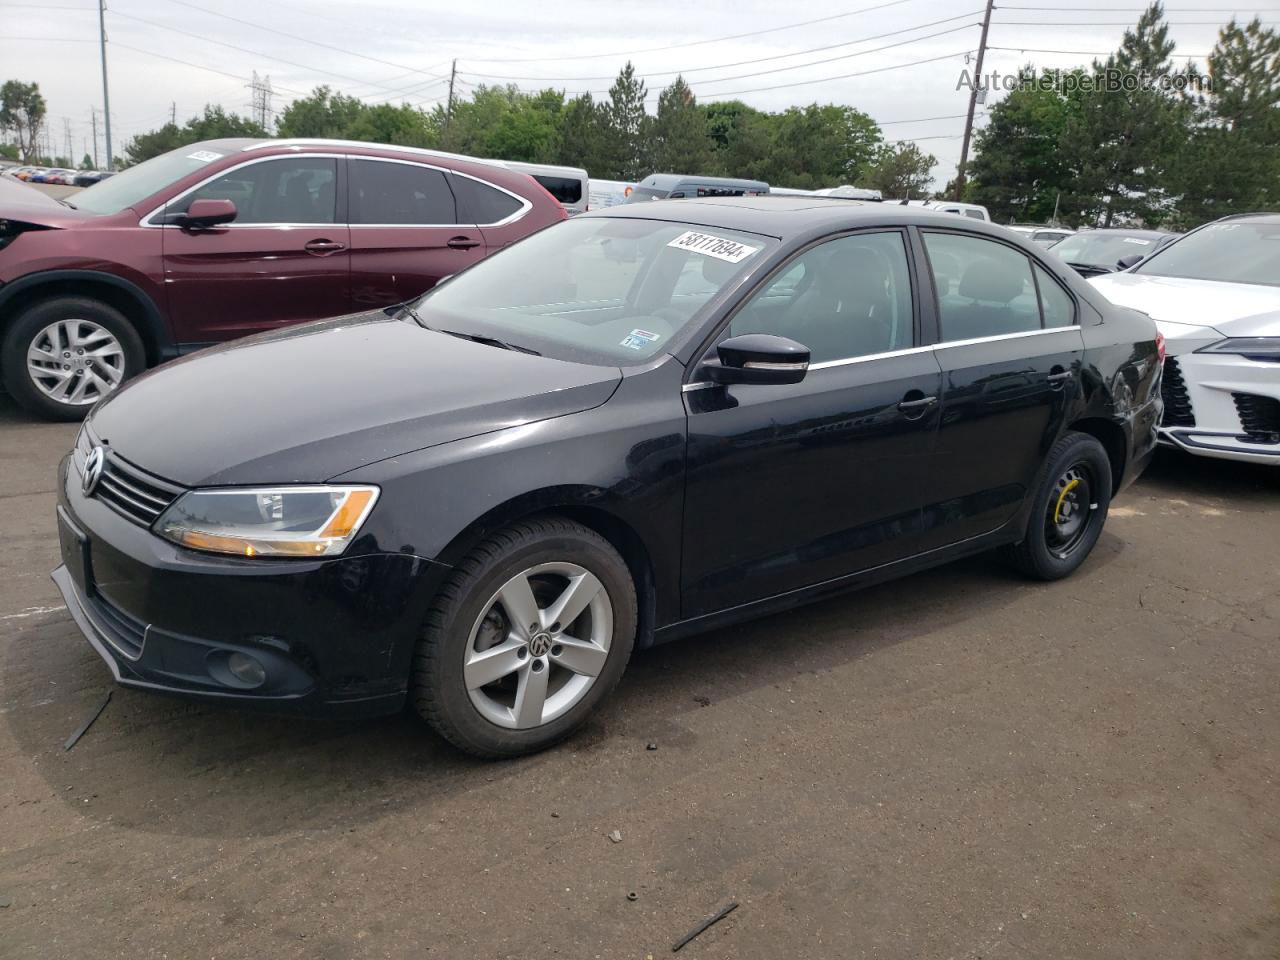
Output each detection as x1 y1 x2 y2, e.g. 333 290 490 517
0 391 1276 960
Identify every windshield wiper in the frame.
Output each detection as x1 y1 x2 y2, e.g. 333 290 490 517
56 198 77 209
439 329 541 356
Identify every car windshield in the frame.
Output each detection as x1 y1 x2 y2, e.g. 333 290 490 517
1052 232 1158 265
626 187 669 203
410 216 774 365
72 146 232 215
1134 220 1280 286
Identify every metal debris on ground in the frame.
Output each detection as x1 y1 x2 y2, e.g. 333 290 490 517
608 829 622 843
646 742 658 751
626 891 638 902
672 901 739 952
63 691 112 752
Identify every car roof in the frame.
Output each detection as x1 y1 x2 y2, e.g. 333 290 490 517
1216 212 1280 225
1072 228 1171 238
582 194 1014 240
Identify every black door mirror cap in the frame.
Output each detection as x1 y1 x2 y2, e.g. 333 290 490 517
1115 253 1145 270
706 333 810 385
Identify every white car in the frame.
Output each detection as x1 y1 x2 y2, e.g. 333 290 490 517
1090 214 1280 465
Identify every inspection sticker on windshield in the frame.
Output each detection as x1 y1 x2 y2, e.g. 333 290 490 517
667 231 761 263
620 328 661 350
1123 237 1151 245
186 150 222 163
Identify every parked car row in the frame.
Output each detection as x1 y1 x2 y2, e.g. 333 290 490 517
2 165 117 186
49 195 1164 756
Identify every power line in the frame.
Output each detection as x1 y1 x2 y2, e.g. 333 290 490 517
462 10 986 82
105 8 447 99
107 39 308 97
989 44 1213 55
460 0 925 63
992 18 1278 23
155 0 453 88
689 49 972 99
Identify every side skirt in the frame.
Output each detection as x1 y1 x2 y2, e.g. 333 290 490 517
649 523 1020 647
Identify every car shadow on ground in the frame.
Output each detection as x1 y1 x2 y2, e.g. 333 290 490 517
1136 446 1278 504
4 538 1098 841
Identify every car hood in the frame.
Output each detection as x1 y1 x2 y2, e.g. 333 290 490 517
89 311 623 486
1089 272 1280 339
0 176 89 226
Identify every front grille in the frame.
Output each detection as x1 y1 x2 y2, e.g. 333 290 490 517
89 590 147 659
1160 357 1196 427
92 453 184 527
1233 392 1280 444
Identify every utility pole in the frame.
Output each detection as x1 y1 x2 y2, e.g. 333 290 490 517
98 0 114 170
90 107 99 168
445 59 457 130
170 100 176 125
63 117 73 163
953 0 994 201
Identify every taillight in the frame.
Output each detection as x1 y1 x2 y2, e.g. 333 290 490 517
1156 332 1166 365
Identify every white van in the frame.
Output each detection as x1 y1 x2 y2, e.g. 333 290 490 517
499 161 590 216
588 179 637 209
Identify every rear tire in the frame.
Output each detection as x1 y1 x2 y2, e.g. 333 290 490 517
1007 431 1113 581
412 516 637 759
2 296 144 421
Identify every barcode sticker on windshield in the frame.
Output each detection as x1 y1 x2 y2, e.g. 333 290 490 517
667 231 761 264
1123 237 1151 245
186 150 222 163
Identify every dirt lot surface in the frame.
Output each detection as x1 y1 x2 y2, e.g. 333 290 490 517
0 392 1276 959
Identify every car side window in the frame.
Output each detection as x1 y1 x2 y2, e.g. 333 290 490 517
451 175 523 224
175 158 337 224
924 232 1040 341
349 159 455 225
1034 264 1076 328
730 231 914 363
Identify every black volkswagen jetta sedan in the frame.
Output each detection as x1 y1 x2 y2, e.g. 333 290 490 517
53 198 1162 758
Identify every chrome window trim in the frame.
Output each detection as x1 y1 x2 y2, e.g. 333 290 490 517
932 325 1080 350
140 151 531 229
682 326 1081 391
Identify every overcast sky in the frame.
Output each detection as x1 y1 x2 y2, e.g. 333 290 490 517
1 0 1271 185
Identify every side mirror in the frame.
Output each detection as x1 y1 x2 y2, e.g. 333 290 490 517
704 333 810 386
183 198 237 229
1116 253 1144 270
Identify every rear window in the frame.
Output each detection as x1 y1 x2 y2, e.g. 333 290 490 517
349 159 455 224
452 175 524 224
533 175 583 205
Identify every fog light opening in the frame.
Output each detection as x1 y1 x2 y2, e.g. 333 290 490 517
227 652 267 688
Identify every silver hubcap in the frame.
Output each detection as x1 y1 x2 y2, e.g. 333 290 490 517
26 318 125 406
465 561 613 730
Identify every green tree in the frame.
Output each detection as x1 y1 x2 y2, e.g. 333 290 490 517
1065 2 1192 225
275 86 366 139
0 142 18 161
0 80 46 161
865 141 937 198
1175 18 1280 222
650 76 711 174
124 105 266 165
969 75 1079 223
79 152 94 170
602 62 650 180
344 102 438 148
703 100 774 180
555 93 612 175
765 104 881 188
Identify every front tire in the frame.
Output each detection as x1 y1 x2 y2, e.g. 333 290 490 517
1008 431 1113 580
412 517 637 759
2 296 144 421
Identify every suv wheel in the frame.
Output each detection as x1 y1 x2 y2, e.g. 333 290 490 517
413 517 637 758
2 296 144 421
1008 431 1113 580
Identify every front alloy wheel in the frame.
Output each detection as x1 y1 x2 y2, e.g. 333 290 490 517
465 562 613 729
413 517 637 758
26 318 126 407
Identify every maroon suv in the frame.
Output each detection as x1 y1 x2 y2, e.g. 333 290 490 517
0 138 566 419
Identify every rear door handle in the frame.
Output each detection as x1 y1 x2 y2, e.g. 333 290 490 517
304 239 346 255
1047 369 1073 388
897 395 938 418
447 235 481 250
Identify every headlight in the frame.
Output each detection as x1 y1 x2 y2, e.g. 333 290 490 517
155 485 379 558
1196 337 1280 362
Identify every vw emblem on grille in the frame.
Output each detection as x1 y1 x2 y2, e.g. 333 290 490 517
82 446 106 496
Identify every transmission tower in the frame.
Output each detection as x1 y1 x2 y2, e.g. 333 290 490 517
248 71 275 131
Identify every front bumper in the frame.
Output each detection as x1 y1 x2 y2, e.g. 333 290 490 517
54 455 452 715
1161 349 1280 464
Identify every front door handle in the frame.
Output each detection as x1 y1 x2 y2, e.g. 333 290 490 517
1047 368 1073 389
447 235 481 250
304 239 346 256
897 395 938 419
